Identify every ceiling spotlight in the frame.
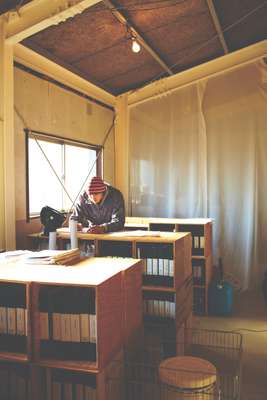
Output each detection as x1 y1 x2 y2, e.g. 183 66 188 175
131 38 141 53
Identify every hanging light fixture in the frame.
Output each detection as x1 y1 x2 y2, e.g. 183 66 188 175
126 23 141 53
125 23 141 53
131 36 141 53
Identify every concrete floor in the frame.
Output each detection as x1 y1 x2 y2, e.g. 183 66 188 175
195 290 267 400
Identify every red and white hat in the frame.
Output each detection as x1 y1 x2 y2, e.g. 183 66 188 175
88 176 106 195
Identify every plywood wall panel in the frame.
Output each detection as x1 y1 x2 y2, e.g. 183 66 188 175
14 67 115 245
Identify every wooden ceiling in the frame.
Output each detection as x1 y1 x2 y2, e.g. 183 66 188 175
0 0 31 15
2 0 267 95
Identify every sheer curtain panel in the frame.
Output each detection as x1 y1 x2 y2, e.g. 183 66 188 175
129 60 267 289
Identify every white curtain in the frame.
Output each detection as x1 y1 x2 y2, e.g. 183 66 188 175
129 60 267 289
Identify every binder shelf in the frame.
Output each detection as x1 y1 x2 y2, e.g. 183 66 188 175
135 234 191 290
0 280 30 362
125 217 213 314
96 232 192 291
147 218 212 258
0 257 143 372
143 275 193 328
54 229 192 292
36 285 98 364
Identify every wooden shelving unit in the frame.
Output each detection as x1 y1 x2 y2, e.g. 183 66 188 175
125 217 213 315
0 279 31 361
138 234 191 287
29 229 193 328
95 231 192 331
0 257 142 400
29 217 211 316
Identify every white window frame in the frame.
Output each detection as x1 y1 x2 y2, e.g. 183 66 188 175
25 129 102 220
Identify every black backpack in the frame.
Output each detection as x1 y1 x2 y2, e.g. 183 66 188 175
40 206 65 236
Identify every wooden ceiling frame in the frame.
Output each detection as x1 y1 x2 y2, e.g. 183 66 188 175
6 0 115 106
6 0 103 43
14 43 116 106
23 38 113 94
103 0 173 76
206 0 229 54
128 39 267 106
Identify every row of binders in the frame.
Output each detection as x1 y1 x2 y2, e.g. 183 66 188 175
0 284 27 336
0 364 29 400
39 287 96 344
143 292 176 320
40 312 97 344
144 258 174 277
143 299 175 320
192 235 205 250
46 369 96 400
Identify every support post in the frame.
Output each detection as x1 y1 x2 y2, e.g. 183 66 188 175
114 94 129 214
0 17 16 250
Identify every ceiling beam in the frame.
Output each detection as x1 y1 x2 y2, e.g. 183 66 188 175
206 0 229 54
6 0 102 43
24 38 112 94
128 39 267 107
103 0 173 76
14 43 116 107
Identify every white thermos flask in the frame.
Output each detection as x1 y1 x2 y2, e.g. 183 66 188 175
69 214 78 249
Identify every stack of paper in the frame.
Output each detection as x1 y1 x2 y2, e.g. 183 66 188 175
23 249 80 266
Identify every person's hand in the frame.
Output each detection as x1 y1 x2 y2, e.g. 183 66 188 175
88 225 105 234
77 223 83 231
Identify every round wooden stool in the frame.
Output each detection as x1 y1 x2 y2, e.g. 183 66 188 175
159 356 218 399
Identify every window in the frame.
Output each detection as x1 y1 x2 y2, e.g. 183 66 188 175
26 131 102 217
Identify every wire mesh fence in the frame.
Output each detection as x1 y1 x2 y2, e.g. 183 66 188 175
107 328 242 400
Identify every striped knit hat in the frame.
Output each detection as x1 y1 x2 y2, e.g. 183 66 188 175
88 176 106 194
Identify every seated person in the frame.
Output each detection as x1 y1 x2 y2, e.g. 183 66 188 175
73 176 125 234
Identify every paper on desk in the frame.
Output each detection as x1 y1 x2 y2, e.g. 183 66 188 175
0 250 32 264
0 250 31 258
23 250 66 259
108 230 162 237
0 249 81 267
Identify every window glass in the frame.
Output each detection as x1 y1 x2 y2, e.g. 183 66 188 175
29 138 62 214
64 144 97 209
28 136 99 216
